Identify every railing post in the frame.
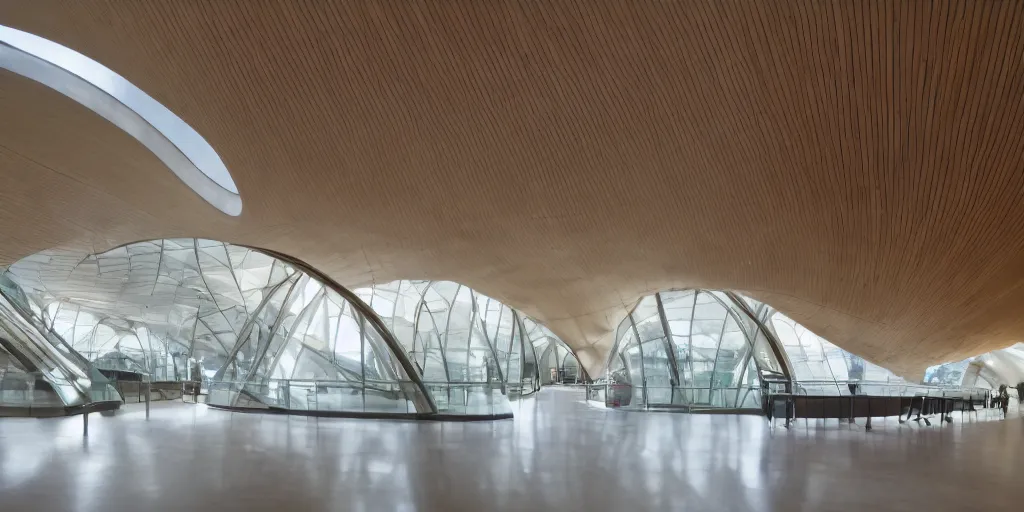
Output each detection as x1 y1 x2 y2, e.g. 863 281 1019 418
145 380 151 419
82 411 89 437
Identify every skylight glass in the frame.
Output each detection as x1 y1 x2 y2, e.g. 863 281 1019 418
0 24 241 215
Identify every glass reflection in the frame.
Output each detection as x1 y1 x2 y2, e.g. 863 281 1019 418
358 280 552 409
605 290 778 410
3 239 434 414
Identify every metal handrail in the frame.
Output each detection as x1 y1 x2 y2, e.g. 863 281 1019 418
204 377 514 416
0 369 122 407
788 379 991 397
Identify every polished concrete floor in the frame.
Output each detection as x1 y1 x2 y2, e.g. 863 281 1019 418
1 388 1022 511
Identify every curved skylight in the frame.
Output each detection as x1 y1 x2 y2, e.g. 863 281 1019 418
0 25 241 216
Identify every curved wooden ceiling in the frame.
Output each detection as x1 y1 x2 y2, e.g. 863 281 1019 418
3 1 1024 376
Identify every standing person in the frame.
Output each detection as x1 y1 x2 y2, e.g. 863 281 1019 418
998 384 1010 417
190 358 202 404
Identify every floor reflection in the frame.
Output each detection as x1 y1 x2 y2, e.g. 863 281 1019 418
1 389 1022 511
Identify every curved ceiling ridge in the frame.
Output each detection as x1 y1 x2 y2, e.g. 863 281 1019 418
0 24 242 216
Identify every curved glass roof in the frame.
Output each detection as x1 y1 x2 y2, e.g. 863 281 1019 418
768 311 901 394
603 288 998 410
0 25 241 215
357 280 554 396
2 240 435 414
605 289 784 410
926 343 1024 389
522 318 588 385
5 245 585 417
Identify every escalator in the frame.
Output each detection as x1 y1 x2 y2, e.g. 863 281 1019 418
0 274 121 416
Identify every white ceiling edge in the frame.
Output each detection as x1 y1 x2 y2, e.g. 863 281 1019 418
0 25 242 216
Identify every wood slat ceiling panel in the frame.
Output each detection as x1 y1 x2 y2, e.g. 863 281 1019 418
2 0 1024 375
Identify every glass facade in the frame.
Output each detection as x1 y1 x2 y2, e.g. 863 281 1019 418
3 240 435 415
923 358 973 387
945 343 1024 390
4 245 581 417
12 239 999 418
601 288 997 409
522 318 588 385
766 310 903 395
605 290 785 410
4 242 588 417
3 233 1009 418
357 280 547 411
750 301 992 397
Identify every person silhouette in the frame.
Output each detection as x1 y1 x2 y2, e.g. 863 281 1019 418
997 384 1010 417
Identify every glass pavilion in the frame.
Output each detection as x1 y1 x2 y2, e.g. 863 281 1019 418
603 290 787 410
2 240 436 416
355 280 589 408
2 239 1014 418
601 289 1003 411
2 241 589 418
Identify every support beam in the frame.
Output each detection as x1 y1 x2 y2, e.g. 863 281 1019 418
654 292 682 395
253 248 438 415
